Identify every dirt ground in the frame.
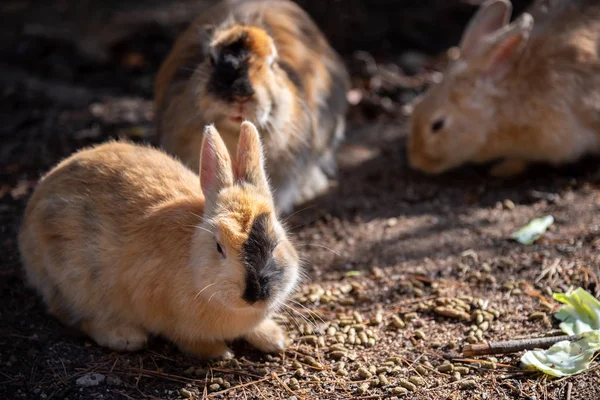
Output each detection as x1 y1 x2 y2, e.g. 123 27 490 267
1 1 599 399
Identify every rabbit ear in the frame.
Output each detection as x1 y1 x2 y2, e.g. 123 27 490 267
200 125 234 211
460 0 513 59
478 13 534 80
234 121 270 194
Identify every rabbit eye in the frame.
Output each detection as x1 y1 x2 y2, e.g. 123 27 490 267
216 242 225 258
431 118 445 133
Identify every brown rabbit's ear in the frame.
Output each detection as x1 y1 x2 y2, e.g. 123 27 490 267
478 13 534 80
460 0 513 59
200 125 234 210
234 121 270 194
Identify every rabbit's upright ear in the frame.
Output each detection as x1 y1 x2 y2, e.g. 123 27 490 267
477 13 534 80
234 121 270 194
460 0 513 59
200 125 234 212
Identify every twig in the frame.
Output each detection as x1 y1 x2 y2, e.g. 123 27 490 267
566 382 573 400
463 334 582 357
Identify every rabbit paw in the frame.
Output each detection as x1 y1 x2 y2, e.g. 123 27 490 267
245 319 287 353
82 320 148 352
490 159 528 178
177 339 234 360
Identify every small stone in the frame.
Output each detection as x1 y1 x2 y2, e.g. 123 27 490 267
76 374 106 387
327 327 337 336
459 380 477 390
180 388 194 398
408 376 426 387
397 379 417 391
386 217 399 227
358 367 373 379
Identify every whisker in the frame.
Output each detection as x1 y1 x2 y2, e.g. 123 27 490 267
296 243 342 257
207 290 222 304
194 282 219 299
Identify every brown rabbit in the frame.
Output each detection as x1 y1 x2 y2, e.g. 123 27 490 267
19 121 301 359
154 0 349 213
408 0 600 177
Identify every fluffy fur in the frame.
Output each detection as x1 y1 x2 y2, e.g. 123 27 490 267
408 0 600 177
154 0 349 212
19 121 300 359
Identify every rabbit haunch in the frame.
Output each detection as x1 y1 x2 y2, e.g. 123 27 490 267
19 122 300 359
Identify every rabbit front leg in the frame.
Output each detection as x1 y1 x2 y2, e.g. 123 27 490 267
490 158 529 178
244 318 287 353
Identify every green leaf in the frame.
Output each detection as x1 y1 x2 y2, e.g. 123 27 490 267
554 288 600 335
521 331 600 377
512 215 554 245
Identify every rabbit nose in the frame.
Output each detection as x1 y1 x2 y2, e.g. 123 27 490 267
243 273 271 304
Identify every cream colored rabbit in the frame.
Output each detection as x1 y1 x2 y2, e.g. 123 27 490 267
409 0 600 177
19 121 300 359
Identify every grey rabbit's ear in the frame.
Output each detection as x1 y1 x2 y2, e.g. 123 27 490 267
460 0 513 59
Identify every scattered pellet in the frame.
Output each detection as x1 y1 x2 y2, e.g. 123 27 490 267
408 376 425 387
397 379 417 392
391 316 406 329
358 367 373 379
289 378 300 391
459 380 477 390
